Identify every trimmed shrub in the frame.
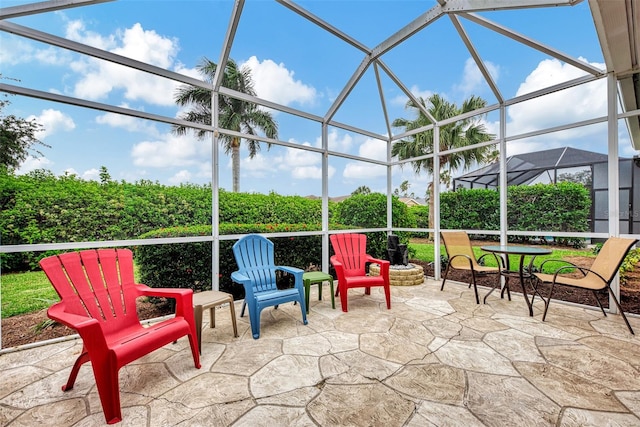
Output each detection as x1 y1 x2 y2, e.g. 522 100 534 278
136 223 325 299
333 192 416 259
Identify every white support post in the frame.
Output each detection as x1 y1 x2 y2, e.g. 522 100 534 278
321 124 330 273
212 93 220 291
433 126 441 279
607 73 621 313
499 105 507 246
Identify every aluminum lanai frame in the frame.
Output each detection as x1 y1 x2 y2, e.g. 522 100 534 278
0 0 639 349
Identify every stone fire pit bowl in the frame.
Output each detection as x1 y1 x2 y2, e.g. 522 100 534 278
369 263 424 286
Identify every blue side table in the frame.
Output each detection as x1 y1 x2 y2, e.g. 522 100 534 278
302 271 335 313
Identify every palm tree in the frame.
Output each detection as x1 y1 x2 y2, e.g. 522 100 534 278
173 58 278 192
392 94 495 237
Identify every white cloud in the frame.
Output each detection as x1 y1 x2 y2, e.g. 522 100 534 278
390 84 433 107
358 138 387 161
324 129 354 153
291 165 336 180
81 168 100 181
168 169 192 184
131 133 210 168
0 35 72 66
506 57 608 155
16 156 53 175
343 137 388 179
96 107 160 136
27 109 75 139
509 58 606 134
60 168 100 181
455 57 500 96
66 20 193 106
343 162 386 179
241 56 317 106
276 141 336 180
240 152 274 179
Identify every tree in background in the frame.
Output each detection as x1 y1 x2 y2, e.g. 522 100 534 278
173 58 278 192
0 90 48 172
392 94 495 238
394 180 415 198
351 185 371 195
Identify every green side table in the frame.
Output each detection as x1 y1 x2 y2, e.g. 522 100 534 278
302 271 335 313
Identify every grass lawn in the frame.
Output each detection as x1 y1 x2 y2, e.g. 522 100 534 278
2 265 144 318
1 245 595 319
2 271 60 318
409 242 595 273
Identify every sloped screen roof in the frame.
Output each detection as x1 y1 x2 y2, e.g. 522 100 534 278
454 147 613 188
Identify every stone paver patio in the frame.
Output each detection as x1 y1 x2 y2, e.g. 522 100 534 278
1 278 640 426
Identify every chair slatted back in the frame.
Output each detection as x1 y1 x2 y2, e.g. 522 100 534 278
330 234 368 277
441 231 480 269
40 249 139 334
588 237 638 284
233 235 278 293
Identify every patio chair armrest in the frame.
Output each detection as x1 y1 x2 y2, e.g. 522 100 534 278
448 254 474 268
277 265 304 275
276 265 304 287
231 271 250 285
478 252 503 268
330 256 343 269
365 256 390 275
539 259 584 276
48 302 100 330
138 285 194 316
330 256 345 281
231 271 255 300
551 265 607 284
47 302 107 350
138 284 192 300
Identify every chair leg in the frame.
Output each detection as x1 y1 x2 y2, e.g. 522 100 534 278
299 289 308 325
441 264 451 291
241 300 247 317
194 305 204 355
228 300 239 337
607 288 635 335
92 359 122 425
542 283 555 321
339 283 348 312
470 271 480 305
591 290 608 316
384 284 391 309
483 275 498 304
250 306 261 339
329 279 336 309
186 333 201 368
500 276 512 301
62 348 90 391
304 279 311 314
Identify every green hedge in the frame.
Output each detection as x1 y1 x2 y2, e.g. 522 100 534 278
0 170 329 271
430 183 589 246
1 169 592 274
441 188 500 230
136 223 325 299
334 192 416 258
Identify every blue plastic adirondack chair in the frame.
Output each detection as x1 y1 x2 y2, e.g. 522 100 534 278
232 234 307 339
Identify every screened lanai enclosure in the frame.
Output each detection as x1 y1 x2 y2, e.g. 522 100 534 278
453 147 640 235
1 0 639 349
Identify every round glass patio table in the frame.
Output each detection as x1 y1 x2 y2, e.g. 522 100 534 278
481 245 552 317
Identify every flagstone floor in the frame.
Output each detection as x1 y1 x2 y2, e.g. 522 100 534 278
2 278 640 426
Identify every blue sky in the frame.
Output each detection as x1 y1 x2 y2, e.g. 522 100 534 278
2 0 636 197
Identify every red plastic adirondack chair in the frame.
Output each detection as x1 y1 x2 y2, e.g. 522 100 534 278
40 249 201 425
330 233 391 312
